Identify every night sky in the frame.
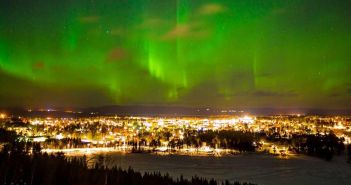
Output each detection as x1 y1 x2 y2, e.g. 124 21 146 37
0 0 351 110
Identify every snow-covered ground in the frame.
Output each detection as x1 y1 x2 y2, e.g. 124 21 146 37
95 153 351 185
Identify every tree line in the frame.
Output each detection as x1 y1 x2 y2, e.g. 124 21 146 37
0 128 256 185
266 131 347 161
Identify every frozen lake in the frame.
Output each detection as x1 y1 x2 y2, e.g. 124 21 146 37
86 153 351 185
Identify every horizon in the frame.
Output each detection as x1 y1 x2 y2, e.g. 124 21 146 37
1 104 350 116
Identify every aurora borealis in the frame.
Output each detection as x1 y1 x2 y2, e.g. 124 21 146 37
0 0 351 110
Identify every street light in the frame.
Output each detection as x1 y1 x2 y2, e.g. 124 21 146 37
0 113 6 119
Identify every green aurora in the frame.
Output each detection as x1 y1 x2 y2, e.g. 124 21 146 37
0 0 351 109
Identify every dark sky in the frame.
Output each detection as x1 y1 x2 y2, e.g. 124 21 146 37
0 0 351 110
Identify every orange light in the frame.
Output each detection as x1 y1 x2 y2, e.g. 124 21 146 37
0 113 6 119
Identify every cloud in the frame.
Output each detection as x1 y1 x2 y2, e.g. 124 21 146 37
198 3 226 16
222 90 298 98
78 16 100 23
106 48 127 63
145 4 227 41
32 61 45 70
252 90 297 97
163 24 190 39
110 28 126 36
161 23 209 40
271 8 287 15
139 18 166 28
256 72 273 77
331 83 351 96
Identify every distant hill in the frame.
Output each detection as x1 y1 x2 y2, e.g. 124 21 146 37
0 105 350 117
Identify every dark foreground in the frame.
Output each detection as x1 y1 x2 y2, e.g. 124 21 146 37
0 142 255 185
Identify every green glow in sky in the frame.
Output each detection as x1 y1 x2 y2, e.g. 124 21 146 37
0 0 351 109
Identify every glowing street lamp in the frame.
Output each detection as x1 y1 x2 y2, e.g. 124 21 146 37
0 113 6 119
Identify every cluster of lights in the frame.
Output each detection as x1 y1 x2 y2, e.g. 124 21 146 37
2 114 350 158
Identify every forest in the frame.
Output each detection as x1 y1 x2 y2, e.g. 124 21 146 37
0 129 256 185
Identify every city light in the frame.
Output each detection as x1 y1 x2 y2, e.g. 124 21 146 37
239 116 254 124
33 137 47 142
0 113 6 119
1 114 348 158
